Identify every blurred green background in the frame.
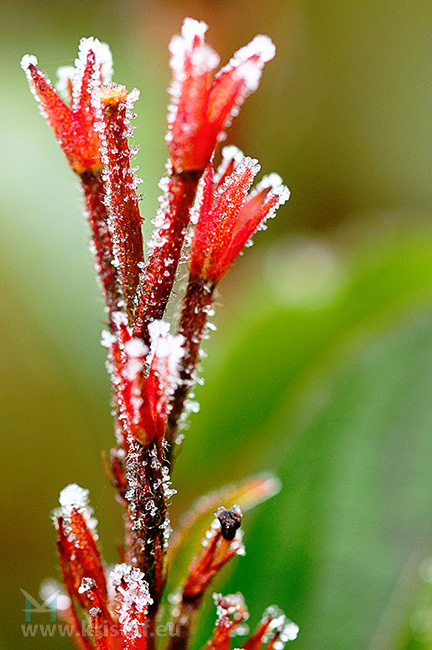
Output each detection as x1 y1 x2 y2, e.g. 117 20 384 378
3 1 432 649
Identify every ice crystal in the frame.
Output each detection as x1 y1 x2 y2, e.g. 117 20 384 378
53 483 98 539
78 577 96 594
111 564 153 639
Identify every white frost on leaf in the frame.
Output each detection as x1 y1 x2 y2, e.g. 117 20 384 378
149 320 184 386
181 17 208 42
53 484 98 540
20 55 52 120
213 592 249 626
227 35 275 92
100 329 115 349
212 35 275 140
232 528 246 556
75 36 113 83
215 155 260 205
256 173 290 206
89 607 101 618
167 18 220 138
169 18 219 76
56 66 75 100
125 338 148 359
146 168 174 256
20 53 38 71
110 564 153 639
69 37 113 112
215 145 244 179
78 577 96 595
262 606 299 646
111 310 130 334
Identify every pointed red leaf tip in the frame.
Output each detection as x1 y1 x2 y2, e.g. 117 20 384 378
100 84 144 316
205 592 249 650
242 606 299 650
53 484 108 608
189 146 289 285
182 505 245 604
103 314 184 447
20 37 113 175
166 18 276 173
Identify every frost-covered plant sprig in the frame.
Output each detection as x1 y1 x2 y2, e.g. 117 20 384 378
21 18 298 650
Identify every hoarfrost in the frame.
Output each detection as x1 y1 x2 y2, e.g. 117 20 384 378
100 329 115 349
78 577 96 594
221 145 244 165
124 338 148 359
232 529 246 556
169 19 219 76
146 170 174 256
216 156 261 203
262 606 299 645
126 87 140 108
167 18 220 135
89 607 100 617
149 320 184 372
181 17 208 42
148 319 170 341
148 321 184 401
213 145 244 187
162 465 177 502
20 54 38 71
20 55 51 119
75 36 113 86
213 592 248 625
229 35 275 93
239 156 261 180
110 564 153 639
210 34 275 138
56 66 75 100
112 310 129 332
256 174 290 207
53 484 98 539
189 173 206 226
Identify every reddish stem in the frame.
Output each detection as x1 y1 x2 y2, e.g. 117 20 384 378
133 172 201 343
124 440 167 607
102 95 144 320
165 279 214 453
81 172 121 325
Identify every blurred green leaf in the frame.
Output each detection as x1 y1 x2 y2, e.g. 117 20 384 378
172 216 432 650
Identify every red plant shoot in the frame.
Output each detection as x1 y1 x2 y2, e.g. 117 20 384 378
21 18 298 650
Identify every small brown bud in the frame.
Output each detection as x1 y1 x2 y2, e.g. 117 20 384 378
215 505 242 541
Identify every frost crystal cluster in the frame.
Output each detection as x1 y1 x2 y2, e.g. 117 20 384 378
21 18 297 650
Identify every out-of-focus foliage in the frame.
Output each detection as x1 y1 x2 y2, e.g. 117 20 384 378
180 216 432 650
3 1 432 650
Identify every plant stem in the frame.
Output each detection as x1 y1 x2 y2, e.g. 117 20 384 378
81 172 121 326
165 279 215 455
133 172 201 343
102 94 144 321
125 440 167 605
166 599 199 650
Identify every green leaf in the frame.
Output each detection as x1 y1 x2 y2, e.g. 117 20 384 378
172 215 432 650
